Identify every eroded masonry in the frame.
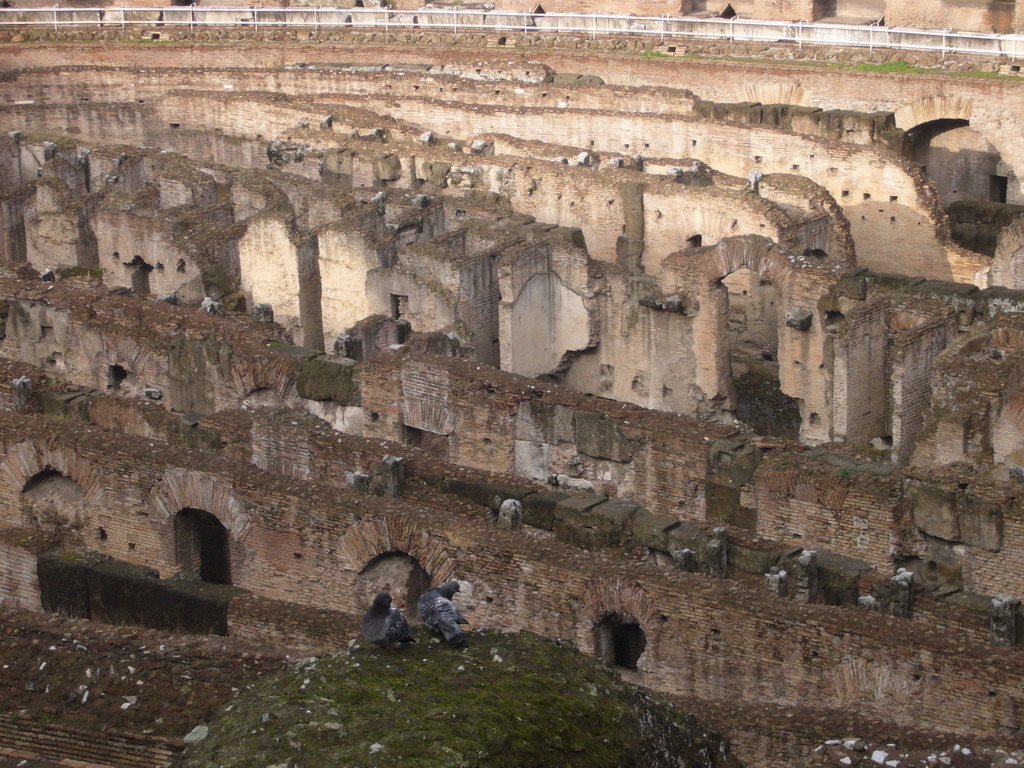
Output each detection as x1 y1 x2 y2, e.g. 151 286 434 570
2 34 1024 767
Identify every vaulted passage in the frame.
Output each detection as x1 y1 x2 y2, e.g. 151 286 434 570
175 508 231 584
908 119 1004 205
594 613 646 671
722 268 800 438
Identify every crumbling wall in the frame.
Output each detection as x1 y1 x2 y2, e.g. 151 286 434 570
831 302 888 445
237 215 324 349
360 350 734 511
744 451 902 571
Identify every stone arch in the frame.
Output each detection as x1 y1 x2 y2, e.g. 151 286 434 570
357 551 433 612
894 96 974 131
336 517 457 587
740 83 809 107
231 354 298 409
905 117 1002 206
694 235 798 288
577 578 658 671
674 236 834 442
77 329 154 396
593 612 647 671
21 469 87 532
149 469 252 541
0 440 107 529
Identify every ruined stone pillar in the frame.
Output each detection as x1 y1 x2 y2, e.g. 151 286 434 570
793 549 819 603
991 596 1020 647
889 568 915 618
380 455 406 498
11 376 32 411
671 548 698 572
765 566 788 597
704 527 728 579
345 471 370 492
497 499 523 531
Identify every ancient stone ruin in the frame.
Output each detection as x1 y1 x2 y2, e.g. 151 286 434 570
2 8 1024 767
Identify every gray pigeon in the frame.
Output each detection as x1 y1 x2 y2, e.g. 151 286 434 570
362 592 416 649
417 580 469 646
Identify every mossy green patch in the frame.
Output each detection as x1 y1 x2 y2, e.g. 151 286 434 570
176 631 738 768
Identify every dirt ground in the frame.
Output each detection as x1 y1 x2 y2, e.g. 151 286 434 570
0 607 338 753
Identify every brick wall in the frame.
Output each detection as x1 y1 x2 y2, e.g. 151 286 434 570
747 452 902 570
0 714 179 768
832 301 888 444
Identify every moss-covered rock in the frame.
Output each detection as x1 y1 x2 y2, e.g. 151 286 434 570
176 631 742 768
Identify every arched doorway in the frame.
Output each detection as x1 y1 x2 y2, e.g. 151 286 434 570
907 119 1004 205
175 508 231 584
593 613 646 671
358 551 432 613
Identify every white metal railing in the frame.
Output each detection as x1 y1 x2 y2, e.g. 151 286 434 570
1 6 1023 60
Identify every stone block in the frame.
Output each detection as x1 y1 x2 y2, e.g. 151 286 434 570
372 153 402 182
663 522 708 557
38 389 93 421
513 440 552 482
515 399 557 443
297 355 358 404
707 440 760 486
906 482 959 542
424 160 451 187
815 550 873 606
520 490 567 530
727 539 782 575
574 410 631 462
957 495 1003 552
554 495 636 549
437 475 533 511
631 509 680 552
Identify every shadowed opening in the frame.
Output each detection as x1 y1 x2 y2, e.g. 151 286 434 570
358 551 432 613
594 613 646 671
175 508 231 585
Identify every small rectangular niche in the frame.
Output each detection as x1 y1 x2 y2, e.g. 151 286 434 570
390 294 409 320
169 123 180 129
991 175 1009 203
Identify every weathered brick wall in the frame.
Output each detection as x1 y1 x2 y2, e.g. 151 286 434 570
0 276 302 416
15 41 1011 217
0 714 179 768
890 312 958 463
885 0 1015 33
745 452 902 571
2 71 959 279
1 410 1022 741
360 350 734 513
0 533 40 610
831 301 888 444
